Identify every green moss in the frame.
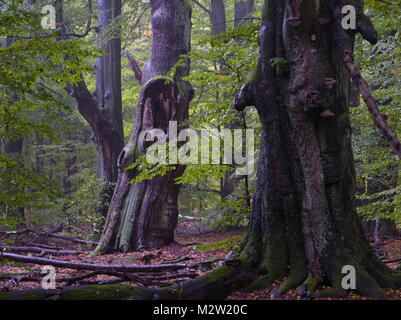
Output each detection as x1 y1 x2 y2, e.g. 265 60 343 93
63 284 142 300
279 267 308 294
0 292 11 300
161 286 179 298
302 276 321 295
246 274 277 291
0 289 46 300
202 265 235 284
90 246 101 257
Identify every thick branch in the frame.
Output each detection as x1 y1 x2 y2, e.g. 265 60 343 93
0 246 90 256
191 0 211 14
0 253 189 273
0 228 97 246
344 50 401 159
123 50 143 84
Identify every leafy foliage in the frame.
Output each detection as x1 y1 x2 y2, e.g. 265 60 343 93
352 1 401 224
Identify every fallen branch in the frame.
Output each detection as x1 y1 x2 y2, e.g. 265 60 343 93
1 269 197 289
63 270 149 286
0 228 97 246
161 256 193 264
0 252 188 273
0 246 90 256
0 229 29 236
344 50 401 159
140 271 198 281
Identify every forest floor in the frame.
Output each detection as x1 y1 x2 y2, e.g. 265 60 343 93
1 222 401 300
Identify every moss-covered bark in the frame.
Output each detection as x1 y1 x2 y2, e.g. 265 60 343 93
0 284 175 300
232 0 401 298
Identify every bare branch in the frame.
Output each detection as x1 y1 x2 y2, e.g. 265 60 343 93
191 0 211 14
123 50 143 84
343 50 401 159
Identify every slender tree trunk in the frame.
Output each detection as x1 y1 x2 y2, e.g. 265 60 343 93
220 1 254 204
210 0 226 36
363 171 399 245
93 0 193 254
61 1 124 182
3 138 25 225
93 0 124 183
234 0 254 27
3 34 25 226
59 0 124 218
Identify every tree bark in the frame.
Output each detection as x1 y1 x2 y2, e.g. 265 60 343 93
210 0 226 36
58 0 124 218
231 0 401 297
234 0 254 27
62 0 124 183
93 0 193 254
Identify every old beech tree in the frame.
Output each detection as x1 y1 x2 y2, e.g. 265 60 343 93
94 0 401 298
142 0 400 298
93 0 193 254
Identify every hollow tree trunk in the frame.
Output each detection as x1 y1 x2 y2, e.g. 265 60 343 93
230 0 401 297
93 0 193 254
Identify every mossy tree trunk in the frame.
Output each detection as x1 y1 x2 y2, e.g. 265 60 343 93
230 0 401 297
93 0 193 254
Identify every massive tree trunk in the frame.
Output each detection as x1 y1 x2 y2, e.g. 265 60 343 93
229 0 401 297
93 0 193 254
